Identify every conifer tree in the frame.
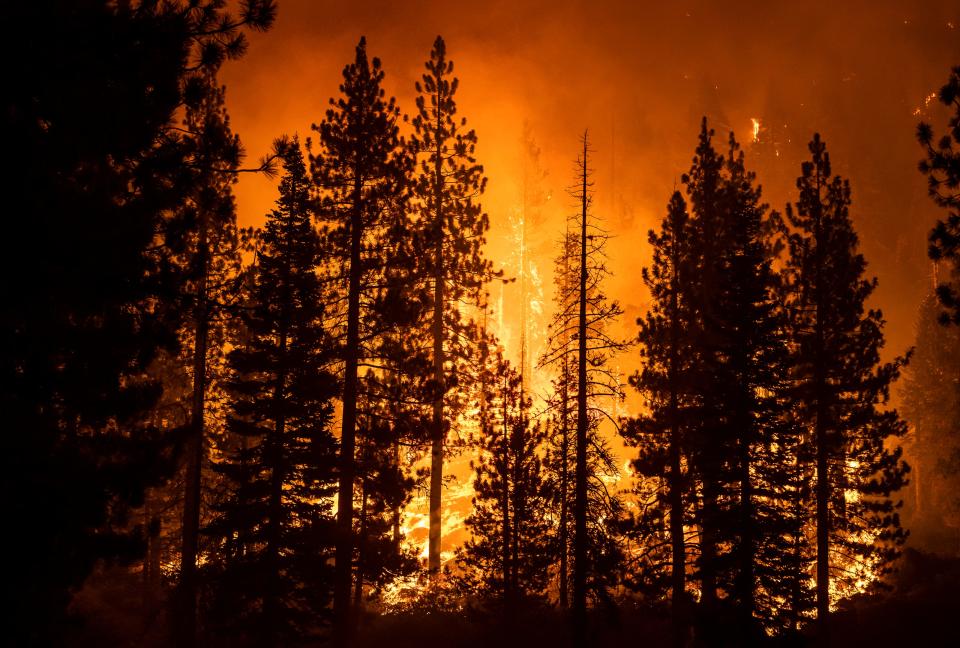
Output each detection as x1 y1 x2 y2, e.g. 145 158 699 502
784 134 909 641
205 142 338 645
626 191 694 644
919 66 960 324
2 2 275 642
676 120 792 641
459 349 554 617
410 35 496 574
309 37 414 643
539 133 628 644
541 226 578 609
173 71 247 644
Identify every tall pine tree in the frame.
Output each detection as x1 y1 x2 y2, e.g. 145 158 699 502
309 37 414 643
205 142 338 645
674 120 791 641
626 191 694 645
410 35 495 575
539 132 628 644
784 134 909 641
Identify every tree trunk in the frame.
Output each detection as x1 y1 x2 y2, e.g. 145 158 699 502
179 219 209 648
392 440 402 554
668 247 686 646
354 477 368 612
573 133 589 647
264 323 287 647
699 479 719 634
428 121 446 574
738 413 754 641
559 354 570 609
501 373 512 612
334 173 363 646
813 175 831 646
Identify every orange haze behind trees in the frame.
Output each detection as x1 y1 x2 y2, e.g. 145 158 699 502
220 0 960 562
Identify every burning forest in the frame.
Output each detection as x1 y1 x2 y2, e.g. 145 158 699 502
6 1 960 647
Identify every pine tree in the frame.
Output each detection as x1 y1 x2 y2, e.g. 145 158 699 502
173 70 247 645
678 120 791 641
205 142 338 645
541 226 578 609
626 191 694 644
919 66 960 324
2 2 275 642
308 37 414 643
538 132 628 644
458 349 554 618
410 35 496 575
784 134 910 641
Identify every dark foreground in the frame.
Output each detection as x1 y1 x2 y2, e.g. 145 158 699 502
66 549 958 647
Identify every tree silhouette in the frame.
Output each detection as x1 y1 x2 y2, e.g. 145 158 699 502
919 66 960 325
2 2 275 643
204 141 338 645
538 132 628 644
172 70 247 646
626 191 695 644
784 134 910 641
309 36 414 643
458 347 554 619
410 35 496 574
901 293 960 551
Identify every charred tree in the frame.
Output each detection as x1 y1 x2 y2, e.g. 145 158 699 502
539 132 628 644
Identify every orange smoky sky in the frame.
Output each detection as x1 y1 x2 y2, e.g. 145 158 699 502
220 0 960 560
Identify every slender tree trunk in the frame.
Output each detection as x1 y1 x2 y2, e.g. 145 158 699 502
813 189 831 645
511 407 522 602
501 374 512 612
559 354 570 609
668 253 686 646
392 441 402 554
789 453 805 632
334 173 363 646
738 413 754 641
428 125 446 574
699 479 719 636
263 322 287 648
179 220 209 648
354 477 368 611
573 134 589 647
143 491 158 611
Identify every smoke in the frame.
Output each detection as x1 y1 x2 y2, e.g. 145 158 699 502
224 0 960 360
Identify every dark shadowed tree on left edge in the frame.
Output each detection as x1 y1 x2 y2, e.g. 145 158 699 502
0 2 275 644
